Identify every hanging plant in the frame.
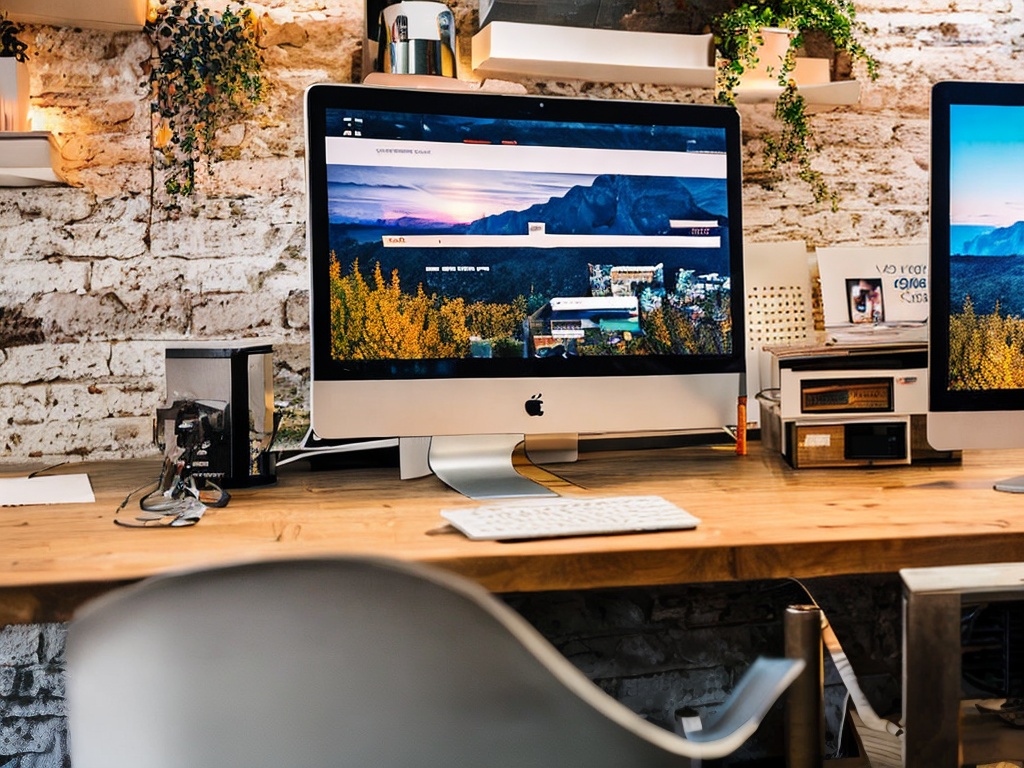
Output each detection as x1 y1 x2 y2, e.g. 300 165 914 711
712 0 879 209
147 0 268 197
0 12 28 62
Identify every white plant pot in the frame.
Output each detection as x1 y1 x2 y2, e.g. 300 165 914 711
0 57 29 132
744 26 796 84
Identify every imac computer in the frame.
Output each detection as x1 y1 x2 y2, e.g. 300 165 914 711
304 83 745 498
928 80 1024 491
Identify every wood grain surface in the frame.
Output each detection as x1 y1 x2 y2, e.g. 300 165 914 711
3 442 1024 621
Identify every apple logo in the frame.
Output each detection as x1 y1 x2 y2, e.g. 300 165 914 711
524 393 544 417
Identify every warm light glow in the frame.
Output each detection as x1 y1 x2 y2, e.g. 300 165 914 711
0 58 29 132
18 100 71 135
25 107 60 134
25 106 39 132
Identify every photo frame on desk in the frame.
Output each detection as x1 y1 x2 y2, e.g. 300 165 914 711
846 277 884 324
817 244 928 328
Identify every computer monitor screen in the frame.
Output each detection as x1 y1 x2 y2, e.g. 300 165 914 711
304 83 745 497
928 81 1024 485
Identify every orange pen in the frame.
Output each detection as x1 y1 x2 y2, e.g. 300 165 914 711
736 373 748 456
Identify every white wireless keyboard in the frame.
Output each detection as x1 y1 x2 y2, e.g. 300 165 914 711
441 495 701 541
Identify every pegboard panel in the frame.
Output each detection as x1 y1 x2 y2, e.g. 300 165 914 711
746 283 813 348
744 241 816 348
743 241 817 403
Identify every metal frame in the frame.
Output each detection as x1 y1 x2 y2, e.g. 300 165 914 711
901 562 1024 767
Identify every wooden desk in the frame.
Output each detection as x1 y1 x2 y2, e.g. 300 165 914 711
4 442 1024 624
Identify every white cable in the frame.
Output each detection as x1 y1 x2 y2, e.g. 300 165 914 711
789 578 904 739
834 690 851 755
821 618 903 738
674 707 703 768
275 438 400 467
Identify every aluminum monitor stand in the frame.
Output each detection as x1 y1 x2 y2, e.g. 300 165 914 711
401 434 577 499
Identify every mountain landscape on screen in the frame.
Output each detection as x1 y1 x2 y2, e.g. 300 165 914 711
950 220 1024 318
330 172 729 304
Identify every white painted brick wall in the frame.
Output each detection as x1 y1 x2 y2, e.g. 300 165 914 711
0 0 1017 464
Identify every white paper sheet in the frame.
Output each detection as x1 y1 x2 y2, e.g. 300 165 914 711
0 474 95 506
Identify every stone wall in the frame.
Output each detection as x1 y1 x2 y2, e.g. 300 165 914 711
1 0 1020 463
0 0 365 462
0 624 67 768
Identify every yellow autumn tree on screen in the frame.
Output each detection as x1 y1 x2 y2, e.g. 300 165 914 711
328 255 523 360
466 296 528 342
948 297 1024 390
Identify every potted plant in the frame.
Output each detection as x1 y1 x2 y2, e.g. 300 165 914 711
712 0 879 208
147 0 269 198
0 12 29 132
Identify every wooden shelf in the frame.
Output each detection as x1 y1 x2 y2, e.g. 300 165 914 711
3 0 147 31
734 73 861 106
471 22 861 107
471 22 716 87
0 132 66 186
362 72 477 91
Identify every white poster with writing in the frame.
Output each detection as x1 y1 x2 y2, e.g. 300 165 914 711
816 244 929 327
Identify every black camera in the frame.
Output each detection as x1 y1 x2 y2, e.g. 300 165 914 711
156 400 231 484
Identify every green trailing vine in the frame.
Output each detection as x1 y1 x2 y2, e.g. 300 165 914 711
147 0 268 197
712 0 879 209
0 12 28 61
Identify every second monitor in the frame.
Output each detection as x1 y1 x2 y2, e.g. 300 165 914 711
927 80 1024 491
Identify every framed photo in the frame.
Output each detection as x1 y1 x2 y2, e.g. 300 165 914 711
846 278 884 324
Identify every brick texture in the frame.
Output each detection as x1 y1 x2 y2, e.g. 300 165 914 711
1 0 1013 462
0 624 68 768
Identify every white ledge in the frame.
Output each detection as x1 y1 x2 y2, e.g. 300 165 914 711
471 22 715 87
3 0 147 30
731 57 861 106
0 132 66 187
733 78 861 106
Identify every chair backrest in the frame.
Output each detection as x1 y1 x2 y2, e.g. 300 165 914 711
66 556 795 768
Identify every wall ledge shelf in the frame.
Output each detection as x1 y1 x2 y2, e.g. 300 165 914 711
471 21 715 87
3 0 147 31
0 132 67 187
733 75 861 106
470 22 862 106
